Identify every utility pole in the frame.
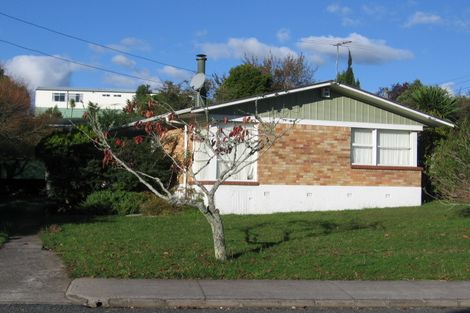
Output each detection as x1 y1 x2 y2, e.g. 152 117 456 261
332 40 352 79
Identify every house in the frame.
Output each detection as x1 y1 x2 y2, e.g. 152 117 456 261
35 87 135 118
170 80 453 214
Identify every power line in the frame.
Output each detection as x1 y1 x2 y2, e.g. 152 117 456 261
0 38 163 86
0 10 195 73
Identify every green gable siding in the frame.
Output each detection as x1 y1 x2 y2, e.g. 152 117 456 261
211 90 421 126
35 107 87 118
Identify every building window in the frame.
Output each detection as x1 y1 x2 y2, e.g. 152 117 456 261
113 94 122 97
69 93 83 102
192 125 257 182
102 94 110 97
378 130 411 166
52 93 65 102
216 142 256 181
351 129 373 165
351 128 413 166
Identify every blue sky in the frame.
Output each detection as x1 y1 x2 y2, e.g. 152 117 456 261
1 0 470 96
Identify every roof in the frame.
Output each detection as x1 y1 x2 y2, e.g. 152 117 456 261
187 80 454 128
36 87 136 93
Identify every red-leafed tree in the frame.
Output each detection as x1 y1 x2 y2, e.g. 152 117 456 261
0 68 55 180
85 100 293 261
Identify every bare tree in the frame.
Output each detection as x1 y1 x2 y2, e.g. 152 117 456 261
85 99 293 261
244 53 317 91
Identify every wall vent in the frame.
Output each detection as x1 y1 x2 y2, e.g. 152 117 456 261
321 87 331 98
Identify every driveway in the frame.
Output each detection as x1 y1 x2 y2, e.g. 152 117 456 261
0 198 71 304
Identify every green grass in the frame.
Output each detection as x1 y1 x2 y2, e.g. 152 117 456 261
40 202 470 280
0 231 7 246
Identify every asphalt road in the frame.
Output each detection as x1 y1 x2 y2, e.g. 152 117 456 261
0 305 468 313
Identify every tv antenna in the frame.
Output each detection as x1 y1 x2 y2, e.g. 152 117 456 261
332 40 352 79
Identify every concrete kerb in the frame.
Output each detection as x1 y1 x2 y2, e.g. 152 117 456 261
65 278 470 309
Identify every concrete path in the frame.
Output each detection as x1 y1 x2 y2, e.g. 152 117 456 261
0 234 71 304
67 278 470 308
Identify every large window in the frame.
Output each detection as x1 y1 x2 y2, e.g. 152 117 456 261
351 128 415 166
52 93 65 102
192 125 257 182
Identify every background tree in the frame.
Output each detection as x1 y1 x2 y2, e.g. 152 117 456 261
427 120 470 202
244 54 316 91
130 82 194 116
213 54 316 103
455 95 470 122
336 50 360 88
0 68 54 181
377 80 422 101
214 64 272 103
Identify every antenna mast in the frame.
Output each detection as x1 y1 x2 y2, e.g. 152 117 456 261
332 40 352 79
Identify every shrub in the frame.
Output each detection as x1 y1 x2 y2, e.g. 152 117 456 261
427 120 470 202
139 196 189 216
80 190 148 215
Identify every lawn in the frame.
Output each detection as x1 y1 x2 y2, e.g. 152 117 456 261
0 231 7 246
40 201 470 280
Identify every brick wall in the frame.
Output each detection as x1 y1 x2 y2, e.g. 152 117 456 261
258 124 421 187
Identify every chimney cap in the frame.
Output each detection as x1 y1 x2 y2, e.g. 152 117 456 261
196 54 207 59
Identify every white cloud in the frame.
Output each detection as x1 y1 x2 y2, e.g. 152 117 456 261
276 28 291 43
326 4 351 15
105 68 162 90
326 3 360 27
89 37 150 53
104 73 137 87
200 37 298 60
4 55 79 92
298 33 414 64
362 4 387 16
341 17 360 26
195 29 208 37
111 54 136 68
404 11 442 27
159 66 192 82
440 82 455 96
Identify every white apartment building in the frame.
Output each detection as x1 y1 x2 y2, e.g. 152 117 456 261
35 87 136 118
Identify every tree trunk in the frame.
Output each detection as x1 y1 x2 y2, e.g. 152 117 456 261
202 197 227 261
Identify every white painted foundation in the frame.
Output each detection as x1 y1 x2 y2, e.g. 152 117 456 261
201 184 421 215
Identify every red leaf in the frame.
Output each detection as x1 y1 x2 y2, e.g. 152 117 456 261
134 136 144 145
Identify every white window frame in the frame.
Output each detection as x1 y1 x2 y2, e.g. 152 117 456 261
351 128 417 167
192 124 258 182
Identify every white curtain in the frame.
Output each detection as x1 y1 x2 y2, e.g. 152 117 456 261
217 143 255 181
378 131 410 166
352 129 373 164
192 140 213 180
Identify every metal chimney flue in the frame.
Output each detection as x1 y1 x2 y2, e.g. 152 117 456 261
196 54 207 74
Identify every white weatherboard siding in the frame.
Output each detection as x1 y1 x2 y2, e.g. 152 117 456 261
204 185 421 214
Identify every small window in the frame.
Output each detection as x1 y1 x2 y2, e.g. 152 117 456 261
52 93 65 102
69 93 83 102
102 94 110 97
113 94 122 97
